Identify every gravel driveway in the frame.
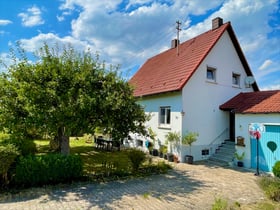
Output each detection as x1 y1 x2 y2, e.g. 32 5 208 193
0 161 266 210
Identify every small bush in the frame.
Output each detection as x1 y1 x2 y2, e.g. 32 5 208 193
13 154 83 187
142 161 172 174
211 197 228 210
126 149 147 171
0 144 19 186
259 176 280 202
0 137 37 156
272 161 280 178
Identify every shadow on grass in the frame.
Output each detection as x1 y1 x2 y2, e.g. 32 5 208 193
0 168 205 209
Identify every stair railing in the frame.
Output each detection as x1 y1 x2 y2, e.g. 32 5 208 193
208 127 229 147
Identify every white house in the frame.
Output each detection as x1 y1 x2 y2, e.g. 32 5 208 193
220 90 280 172
129 17 259 162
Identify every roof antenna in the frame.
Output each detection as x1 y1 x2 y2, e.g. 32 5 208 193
176 20 181 56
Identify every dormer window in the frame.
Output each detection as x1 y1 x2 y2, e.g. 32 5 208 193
206 67 216 82
232 73 240 87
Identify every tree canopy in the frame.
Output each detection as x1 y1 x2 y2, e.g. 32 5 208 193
0 44 147 154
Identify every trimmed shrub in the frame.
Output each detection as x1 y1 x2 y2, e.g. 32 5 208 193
13 154 83 187
0 144 19 186
126 149 147 171
0 137 37 156
272 161 280 178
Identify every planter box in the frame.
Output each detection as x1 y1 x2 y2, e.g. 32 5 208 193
185 155 193 164
237 161 244 167
236 136 245 146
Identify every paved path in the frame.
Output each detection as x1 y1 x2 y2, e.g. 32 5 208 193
0 162 266 210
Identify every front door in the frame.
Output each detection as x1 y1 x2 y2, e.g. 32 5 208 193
229 111 235 141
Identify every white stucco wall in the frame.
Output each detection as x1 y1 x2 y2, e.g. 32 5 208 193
136 30 255 162
180 31 254 161
137 92 183 154
235 113 280 169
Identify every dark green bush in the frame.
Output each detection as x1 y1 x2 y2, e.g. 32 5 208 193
126 149 147 171
141 161 172 174
0 144 19 186
13 154 83 187
272 161 280 178
0 137 37 156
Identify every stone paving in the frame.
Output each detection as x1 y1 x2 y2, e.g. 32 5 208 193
0 161 267 210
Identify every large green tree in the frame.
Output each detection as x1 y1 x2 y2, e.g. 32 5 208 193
0 44 146 154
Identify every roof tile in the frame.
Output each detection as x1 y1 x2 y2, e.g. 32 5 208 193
129 23 230 97
220 90 280 113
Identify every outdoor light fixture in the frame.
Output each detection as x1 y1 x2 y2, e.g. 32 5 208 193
249 123 265 176
181 110 185 116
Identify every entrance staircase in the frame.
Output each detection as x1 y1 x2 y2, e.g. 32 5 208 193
208 140 235 166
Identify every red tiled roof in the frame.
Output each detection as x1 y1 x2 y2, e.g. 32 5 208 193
220 90 280 113
129 21 258 97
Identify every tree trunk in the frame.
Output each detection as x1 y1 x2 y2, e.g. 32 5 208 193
58 127 70 155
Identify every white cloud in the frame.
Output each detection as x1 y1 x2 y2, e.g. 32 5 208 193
0 53 13 72
259 59 273 70
0 20 12 26
260 83 280 91
18 6 44 27
59 0 225 70
56 15 65 22
19 33 92 53
14 0 279 87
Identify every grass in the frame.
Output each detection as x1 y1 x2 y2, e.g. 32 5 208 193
34 136 171 180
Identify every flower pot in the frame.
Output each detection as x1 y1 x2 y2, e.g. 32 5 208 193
152 149 159 156
185 155 193 164
237 161 243 167
174 155 179 163
167 153 174 162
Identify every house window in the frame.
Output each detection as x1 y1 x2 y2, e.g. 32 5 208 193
159 106 171 125
206 67 216 81
232 73 240 86
201 149 209 156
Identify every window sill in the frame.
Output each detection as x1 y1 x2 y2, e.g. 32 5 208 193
232 85 241 89
206 80 217 84
158 126 171 130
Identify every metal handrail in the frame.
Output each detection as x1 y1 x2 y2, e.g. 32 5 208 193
208 127 229 146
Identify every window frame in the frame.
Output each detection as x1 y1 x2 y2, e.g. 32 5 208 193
159 106 171 128
206 66 217 82
232 72 241 87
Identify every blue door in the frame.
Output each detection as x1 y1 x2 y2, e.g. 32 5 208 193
251 125 280 172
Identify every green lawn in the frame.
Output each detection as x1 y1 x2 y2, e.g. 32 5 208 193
34 136 170 179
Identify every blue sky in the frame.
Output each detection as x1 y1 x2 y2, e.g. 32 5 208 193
0 0 279 90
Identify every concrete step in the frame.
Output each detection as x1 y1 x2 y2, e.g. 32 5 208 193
209 140 235 166
207 159 230 167
209 155 233 163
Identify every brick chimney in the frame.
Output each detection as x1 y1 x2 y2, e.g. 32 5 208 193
212 17 223 30
171 39 179 48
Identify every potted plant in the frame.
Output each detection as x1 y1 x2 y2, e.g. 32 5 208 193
182 132 199 164
148 127 158 156
234 151 245 167
173 155 179 163
159 145 167 158
165 131 180 162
